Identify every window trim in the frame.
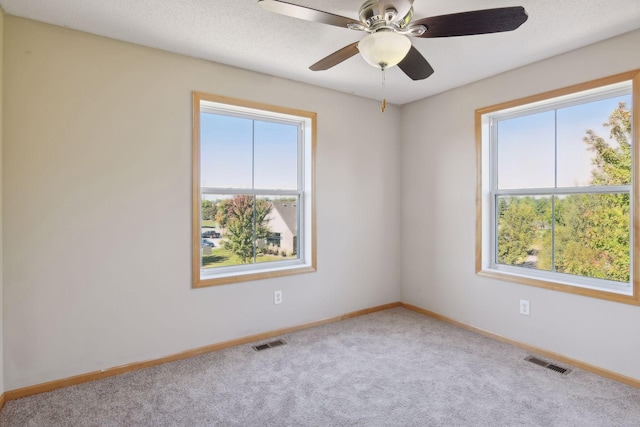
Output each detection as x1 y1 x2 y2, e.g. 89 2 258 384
475 70 640 305
192 92 317 288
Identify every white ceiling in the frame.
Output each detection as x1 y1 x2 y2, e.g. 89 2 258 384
2 0 640 105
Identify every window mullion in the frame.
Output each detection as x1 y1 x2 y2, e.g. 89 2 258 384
494 186 631 196
490 119 499 266
297 124 304 258
201 187 300 196
252 120 257 263
551 194 556 273
552 109 557 273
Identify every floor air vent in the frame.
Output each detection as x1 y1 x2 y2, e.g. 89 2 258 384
525 356 572 375
252 339 286 351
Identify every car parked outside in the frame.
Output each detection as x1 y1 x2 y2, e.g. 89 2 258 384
202 230 221 238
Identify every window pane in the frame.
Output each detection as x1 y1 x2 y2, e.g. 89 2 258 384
200 113 253 189
497 111 555 189
496 196 552 270
554 193 630 282
556 94 632 187
254 121 298 190
257 196 299 263
201 195 298 269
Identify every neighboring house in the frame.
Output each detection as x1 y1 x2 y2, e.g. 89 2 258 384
265 200 297 255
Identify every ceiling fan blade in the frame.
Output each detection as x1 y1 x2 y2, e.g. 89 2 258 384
413 6 528 38
258 0 360 29
398 46 434 80
309 42 360 71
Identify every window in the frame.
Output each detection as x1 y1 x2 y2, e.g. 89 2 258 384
267 232 282 247
192 93 316 287
476 71 640 304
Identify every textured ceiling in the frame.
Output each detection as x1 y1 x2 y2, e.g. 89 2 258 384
2 0 640 105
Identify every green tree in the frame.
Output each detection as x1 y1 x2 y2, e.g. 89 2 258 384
497 197 537 265
222 195 272 264
584 102 631 186
552 102 631 282
215 200 230 230
533 197 552 227
201 200 217 221
497 102 631 282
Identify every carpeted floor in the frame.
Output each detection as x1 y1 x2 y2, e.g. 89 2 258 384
2 307 639 426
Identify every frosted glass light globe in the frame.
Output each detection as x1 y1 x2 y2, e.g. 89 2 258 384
357 32 411 69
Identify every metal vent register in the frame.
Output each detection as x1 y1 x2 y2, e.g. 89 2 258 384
525 356 572 375
252 339 287 351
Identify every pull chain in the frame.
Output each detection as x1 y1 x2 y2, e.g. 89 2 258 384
381 67 387 113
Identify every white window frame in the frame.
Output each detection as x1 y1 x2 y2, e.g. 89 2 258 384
192 92 316 287
476 71 640 305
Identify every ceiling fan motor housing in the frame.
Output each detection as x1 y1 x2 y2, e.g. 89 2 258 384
359 0 414 31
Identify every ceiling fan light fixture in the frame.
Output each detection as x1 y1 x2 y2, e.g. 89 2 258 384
357 31 411 69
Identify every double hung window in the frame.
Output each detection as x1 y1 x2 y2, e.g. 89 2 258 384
192 93 316 287
477 71 640 304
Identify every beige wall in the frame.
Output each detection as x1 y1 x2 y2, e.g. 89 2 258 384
401 29 640 381
2 16 402 390
0 5 5 396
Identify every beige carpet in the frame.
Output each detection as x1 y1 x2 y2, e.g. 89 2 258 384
1 307 639 426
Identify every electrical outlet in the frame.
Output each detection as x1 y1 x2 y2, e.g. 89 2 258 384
274 290 283 305
520 299 530 316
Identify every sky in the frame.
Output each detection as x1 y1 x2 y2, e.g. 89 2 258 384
497 93 632 189
201 93 632 194
200 112 299 191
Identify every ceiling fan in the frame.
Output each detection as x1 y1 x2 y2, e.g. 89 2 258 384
258 0 528 81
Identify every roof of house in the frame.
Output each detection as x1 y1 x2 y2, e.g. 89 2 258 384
270 200 297 235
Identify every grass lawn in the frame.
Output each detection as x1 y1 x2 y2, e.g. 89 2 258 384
202 246 294 268
201 220 218 228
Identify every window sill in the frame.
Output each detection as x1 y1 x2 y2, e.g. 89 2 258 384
194 263 316 288
476 268 640 306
